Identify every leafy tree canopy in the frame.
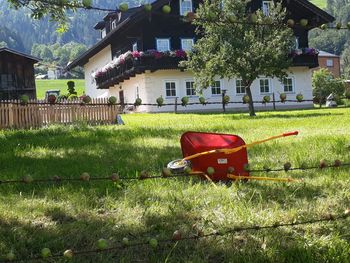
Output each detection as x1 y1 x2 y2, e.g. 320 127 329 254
312 68 346 105
183 0 294 116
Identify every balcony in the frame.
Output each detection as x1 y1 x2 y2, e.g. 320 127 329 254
94 48 319 89
290 48 319 68
94 50 187 89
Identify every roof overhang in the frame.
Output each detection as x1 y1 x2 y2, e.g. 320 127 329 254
65 0 170 71
0 47 40 63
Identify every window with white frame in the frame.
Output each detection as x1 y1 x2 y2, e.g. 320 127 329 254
156 38 170 51
180 0 193 15
211 81 221 95
185 81 196 96
326 59 334 67
132 42 138 52
165 81 177 97
283 78 294 93
262 1 271 16
111 20 117 30
181 38 194 52
236 79 246 94
260 79 270 93
295 37 299 49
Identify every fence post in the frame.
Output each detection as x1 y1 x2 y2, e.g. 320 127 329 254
175 97 178 114
8 102 14 128
222 90 227 113
273 93 276 111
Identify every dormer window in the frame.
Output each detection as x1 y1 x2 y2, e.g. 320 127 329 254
111 19 117 30
156 38 170 51
180 0 193 16
132 42 138 52
101 29 106 38
262 1 271 16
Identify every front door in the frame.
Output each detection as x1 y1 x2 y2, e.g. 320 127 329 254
119 90 125 107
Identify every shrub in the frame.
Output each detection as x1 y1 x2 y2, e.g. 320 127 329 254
345 88 350 99
156 96 164 107
82 95 92 104
296 93 303 102
48 94 56 104
181 96 189 107
312 68 346 105
199 96 206 105
20 95 29 105
280 93 287 102
134 98 142 106
242 95 250 104
223 95 230 105
262 95 270 103
108 96 117 105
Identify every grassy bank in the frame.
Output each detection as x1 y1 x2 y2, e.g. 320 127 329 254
0 108 349 262
35 79 85 99
310 0 327 9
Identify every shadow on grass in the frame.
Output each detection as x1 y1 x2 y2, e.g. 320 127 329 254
0 205 347 263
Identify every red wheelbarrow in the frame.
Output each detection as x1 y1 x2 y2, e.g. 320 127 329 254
167 131 299 182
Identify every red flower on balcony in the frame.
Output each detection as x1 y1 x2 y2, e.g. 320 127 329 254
175 50 187 58
132 51 141 58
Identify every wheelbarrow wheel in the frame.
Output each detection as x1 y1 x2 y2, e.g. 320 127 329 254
167 159 191 174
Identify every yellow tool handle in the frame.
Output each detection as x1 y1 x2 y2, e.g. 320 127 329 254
227 174 301 182
183 131 298 161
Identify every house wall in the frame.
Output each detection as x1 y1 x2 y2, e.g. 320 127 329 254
84 45 112 98
313 56 341 77
109 74 146 105
111 67 313 113
0 52 36 100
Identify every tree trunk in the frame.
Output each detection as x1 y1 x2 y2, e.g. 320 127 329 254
246 85 256 116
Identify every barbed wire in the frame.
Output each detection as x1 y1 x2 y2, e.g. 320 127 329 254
2 208 349 262
0 161 348 186
14 0 350 30
0 98 340 106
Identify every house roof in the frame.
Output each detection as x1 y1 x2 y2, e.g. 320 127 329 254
294 0 334 23
318 50 339 58
66 0 335 71
0 47 40 63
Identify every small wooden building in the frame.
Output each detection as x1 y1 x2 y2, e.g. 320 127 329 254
0 48 39 100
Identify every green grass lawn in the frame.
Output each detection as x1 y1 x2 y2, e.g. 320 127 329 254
35 79 85 99
0 108 350 262
310 0 327 9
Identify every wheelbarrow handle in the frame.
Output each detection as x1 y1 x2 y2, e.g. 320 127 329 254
283 131 299 137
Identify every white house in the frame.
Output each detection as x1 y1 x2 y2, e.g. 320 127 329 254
66 0 334 112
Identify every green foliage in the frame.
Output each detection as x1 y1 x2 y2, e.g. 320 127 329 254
181 96 189 106
19 94 29 105
223 95 230 105
35 79 85 99
108 96 117 105
31 42 87 78
341 44 350 78
134 98 142 106
184 0 294 116
156 96 164 107
67 80 77 95
312 68 346 104
199 96 206 105
309 0 350 70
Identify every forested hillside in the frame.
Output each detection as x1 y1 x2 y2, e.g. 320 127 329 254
0 0 141 52
309 0 350 77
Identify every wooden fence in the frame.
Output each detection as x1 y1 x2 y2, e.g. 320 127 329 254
0 99 120 129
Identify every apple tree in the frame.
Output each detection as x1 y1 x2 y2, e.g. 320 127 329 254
184 0 295 116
